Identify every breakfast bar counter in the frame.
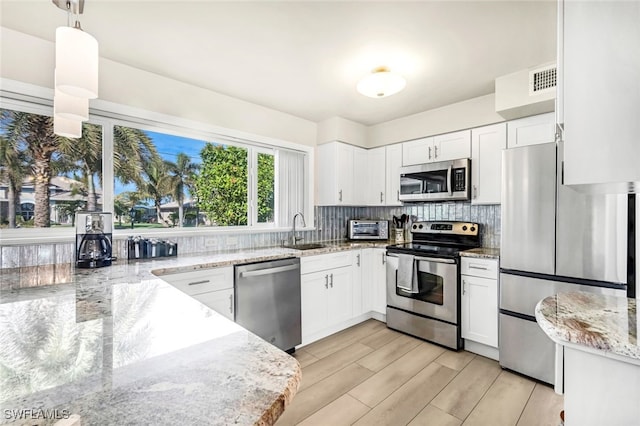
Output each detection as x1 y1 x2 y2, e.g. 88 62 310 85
535 291 639 426
0 251 309 425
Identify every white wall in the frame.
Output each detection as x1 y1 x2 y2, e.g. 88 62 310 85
368 94 505 147
316 116 368 148
0 27 317 147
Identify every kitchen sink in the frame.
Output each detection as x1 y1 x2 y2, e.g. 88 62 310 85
283 243 326 250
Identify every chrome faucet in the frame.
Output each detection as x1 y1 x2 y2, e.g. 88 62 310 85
291 212 306 245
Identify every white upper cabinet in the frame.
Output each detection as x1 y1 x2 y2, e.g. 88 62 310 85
366 147 386 205
317 141 355 205
433 129 471 161
506 113 555 149
471 123 506 205
352 146 368 205
559 0 640 191
385 144 403 206
402 130 471 166
402 136 434 166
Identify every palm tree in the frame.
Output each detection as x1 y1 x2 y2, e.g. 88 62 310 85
0 134 27 228
113 126 159 189
140 160 172 224
2 111 74 227
166 153 200 227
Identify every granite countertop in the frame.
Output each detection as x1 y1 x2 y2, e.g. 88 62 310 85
0 240 392 425
535 291 639 365
459 247 500 259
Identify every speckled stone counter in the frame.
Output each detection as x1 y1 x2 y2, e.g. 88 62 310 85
0 240 393 425
535 291 638 364
459 247 500 259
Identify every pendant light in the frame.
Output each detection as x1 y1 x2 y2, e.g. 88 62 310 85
357 66 406 98
52 0 98 139
54 70 89 121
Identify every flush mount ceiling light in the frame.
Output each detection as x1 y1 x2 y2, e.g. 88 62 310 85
357 66 406 98
52 0 98 138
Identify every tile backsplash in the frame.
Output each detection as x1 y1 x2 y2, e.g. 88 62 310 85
0 202 500 269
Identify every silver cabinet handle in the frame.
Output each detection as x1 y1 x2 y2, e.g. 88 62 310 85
380 191 384 203
434 145 438 159
240 264 298 278
188 280 210 286
462 279 466 295
428 146 432 160
397 189 400 201
382 253 386 265
330 273 334 288
469 265 489 270
473 185 478 199
356 254 361 267
339 189 342 202
325 274 329 289
229 294 233 314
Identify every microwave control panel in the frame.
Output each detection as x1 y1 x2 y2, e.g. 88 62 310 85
453 168 466 191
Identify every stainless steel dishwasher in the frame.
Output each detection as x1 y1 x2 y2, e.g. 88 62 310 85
234 257 301 353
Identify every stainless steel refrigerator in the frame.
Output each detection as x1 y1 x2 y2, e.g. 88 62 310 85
499 142 628 385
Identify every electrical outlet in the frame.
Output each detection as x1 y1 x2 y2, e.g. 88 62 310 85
226 236 238 247
204 238 217 248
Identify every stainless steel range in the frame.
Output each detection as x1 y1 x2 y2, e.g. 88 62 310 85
386 221 480 350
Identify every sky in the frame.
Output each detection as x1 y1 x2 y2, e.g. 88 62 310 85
114 130 207 196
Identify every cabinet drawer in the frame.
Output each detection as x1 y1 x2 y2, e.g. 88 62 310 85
301 252 352 274
160 266 233 296
461 257 498 279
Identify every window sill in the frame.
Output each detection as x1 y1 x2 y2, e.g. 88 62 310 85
0 226 317 246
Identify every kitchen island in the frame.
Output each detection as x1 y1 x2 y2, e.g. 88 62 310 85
0 240 391 425
535 291 639 426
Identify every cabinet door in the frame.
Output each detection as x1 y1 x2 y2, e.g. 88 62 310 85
352 146 368 205
336 143 354 204
316 142 337 205
507 113 555 148
402 137 434 166
372 248 387 314
327 266 353 326
367 147 387 205
360 249 374 314
194 288 235 320
461 275 498 347
471 123 507 205
562 1 640 187
351 250 364 317
385 144 403 206
433 130 471 161
301 271 329 338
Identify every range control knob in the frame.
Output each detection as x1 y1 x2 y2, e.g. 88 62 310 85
470 226 476 232
418 224 423 229
412 224 417 230
462 225 468 231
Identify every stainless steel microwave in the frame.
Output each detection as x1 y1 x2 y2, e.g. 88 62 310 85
348 220 389 240
399 158 471 202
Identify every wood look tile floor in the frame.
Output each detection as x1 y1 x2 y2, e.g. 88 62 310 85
277 320 563 426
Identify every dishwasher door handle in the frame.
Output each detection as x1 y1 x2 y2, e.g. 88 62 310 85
239 264 299 278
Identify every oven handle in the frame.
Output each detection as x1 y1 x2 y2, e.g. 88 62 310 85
447 164 453 196
386 253 456 264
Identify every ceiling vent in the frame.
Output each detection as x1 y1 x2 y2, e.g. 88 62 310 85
495 62 557 120
529 64 557 96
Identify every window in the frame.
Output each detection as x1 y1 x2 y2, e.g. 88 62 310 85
0 108 103 229
0 95 311 237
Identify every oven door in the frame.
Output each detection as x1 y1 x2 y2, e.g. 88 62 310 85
386 253 459 324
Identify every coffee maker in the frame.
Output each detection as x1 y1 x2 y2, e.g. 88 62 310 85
75 212 113 268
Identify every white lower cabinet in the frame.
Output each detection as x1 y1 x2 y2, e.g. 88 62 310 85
159 266 235 320
461 257 499 359
371 248 387 315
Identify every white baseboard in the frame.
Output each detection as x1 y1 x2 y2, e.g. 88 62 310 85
464 339 499 361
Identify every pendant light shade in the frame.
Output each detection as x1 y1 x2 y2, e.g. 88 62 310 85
54 71 89 121
55 25 98 99
53 115 83 139
357 66 406 98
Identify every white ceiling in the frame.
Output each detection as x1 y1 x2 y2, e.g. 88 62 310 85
0 1 556 126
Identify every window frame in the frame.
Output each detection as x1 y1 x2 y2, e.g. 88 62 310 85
0 80 315 244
